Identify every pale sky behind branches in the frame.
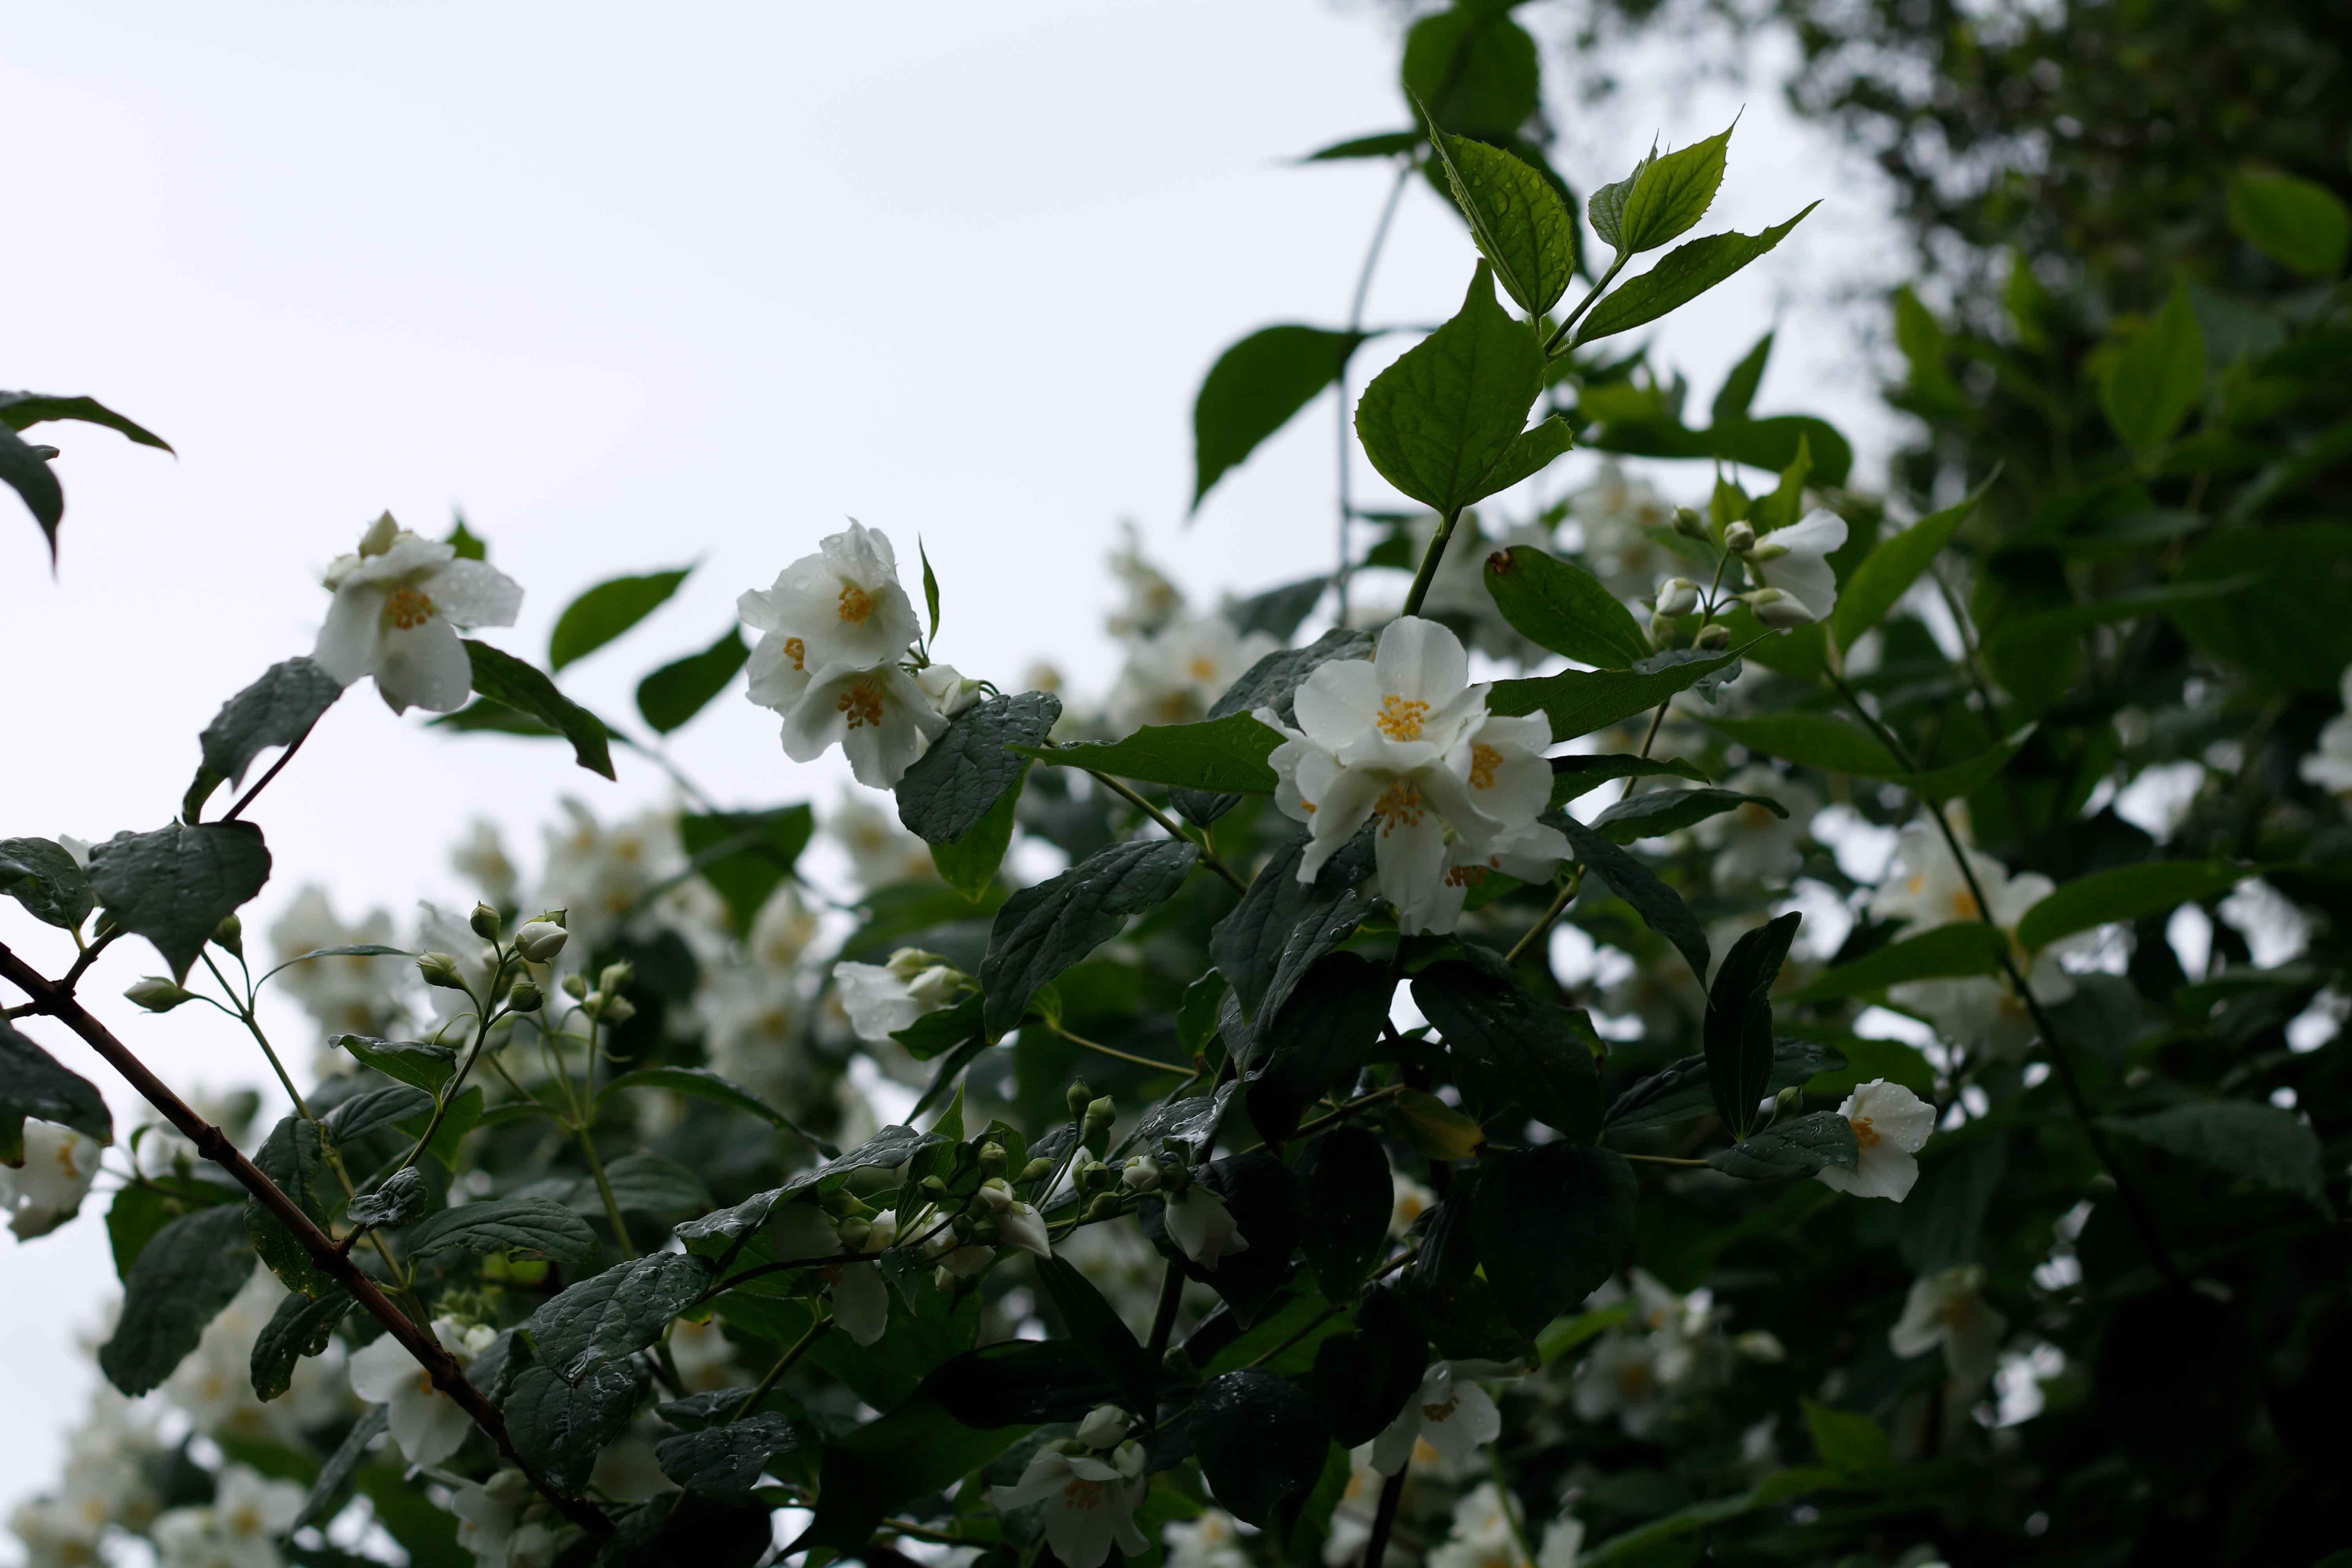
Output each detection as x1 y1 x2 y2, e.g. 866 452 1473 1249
0 1 1902 1530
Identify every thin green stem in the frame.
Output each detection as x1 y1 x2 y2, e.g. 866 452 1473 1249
1506 865 1586 965
202 955 311 1120
1543 252 1630 356
1401 506 1465 619
731 1315 831 1422
1620 1152 1710 1167
1051 1022 1189 1077
1087 770 1249 891
1291 1083 1405 1141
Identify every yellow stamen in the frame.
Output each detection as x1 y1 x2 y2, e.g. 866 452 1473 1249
1061 1476 1108 1511
1376 694 1430 741
1187 656 1218 682
386 586 435 630
1469 743 1501 789
838 583 875 624
1851 1116 1881 1150
784 635 806 671
1372 779 1427 834
1949 888 1980 920
838 681 886 729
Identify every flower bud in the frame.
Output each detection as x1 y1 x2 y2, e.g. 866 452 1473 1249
507 980 544 1013
976 1178 1015 1212
598 961 635 997
1724 520 1757 555
1672 505 1708 539
1111 1439 1147 1480
1649 613 1680 649
834 1219 871 1252
469 902 502 940
1693 622 1731 651
125 976 196 1013
1076 1406 1129 1450
1017 1156 1056 1183
1065 1080 1093 1120
920 1175 951 1200
968 1215 1000 1246
358 512 400 556
563 973 590 1000
594 993 637 1025
1743 587 1817 630
211 913 242 956
977 1143 1008 1177
1655 577 1699 617
1120 1156 1163 1195
417 953 467 991
515 920 567 963
1083 1192 1124 1223
1083 1097 1116 1136
1774 1085 1804 1117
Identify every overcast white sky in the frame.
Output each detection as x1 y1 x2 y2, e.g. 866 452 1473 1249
1 0 1902 1533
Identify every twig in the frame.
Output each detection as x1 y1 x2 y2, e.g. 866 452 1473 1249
1505 866 1586 965
1400 506 1464 621
1085 771 1249 892
221 723 316 823
1052 1021 1189 1077
1361 1470 1408 1568
731 1315 831 1422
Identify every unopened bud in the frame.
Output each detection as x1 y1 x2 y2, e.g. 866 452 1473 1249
417 953 466 991
932 1264 957 1292
920 1176 951 1199
469 902 502 940
1724 521 1756 555
1693 622 1731 650
562 973 590 1000
507 980 543 1013
1076 1405 1129 1450
1774 1085 1803 1116
125 976 196 1013
968 1215 1000 1246
211 913 242 956
1655 577 1699 617
595 994 637 1025
1083 1192 1123 1223
1065 1080 1093 1120
834 1219 871 1252
1120 1156 1163 1195
977 1144 1007 1177
515 920 568 963
598 961 635 996
1671 505 1708 539
1743 587 1816 630
1017 1156 1056 1183
1649 613 1680 649
1083 1097 1116 1135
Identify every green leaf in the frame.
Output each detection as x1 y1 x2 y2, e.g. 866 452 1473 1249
1414 955 1602 1142
85 821 272 983
1211 831 1377 1024
601 1065 834 1151
1592 410 1855 488
2164 523 2352 693
1703 913 1801 1138
1314 1287 1427 1445
1897 1133 2008 1273
0 837 95 931
1035 1256 1157 1414
247 1114 337 1298
1295 1127 1392 1303
1553 814 1710 985
1427 128 1579 314
597 1150 712 1217
1709 1109 1860 1179
1576 1470 1835 1568
2014 860 2247 952
1547 753 1710 806
1354 262 1542 513
98 1203 254 1395
1245 954 1392 1143
526 1250 714 1370
1803 1397 1892 1471
1471 1143 1638 1340
344 1167 427 1230
1575 204 1819 345
319 1083 434 1144
1591 785 1786 844
1711 331 1773 425
896 691 1060 843
549 567 690 671
0 391 173 450
1586 147 1648 252
2227 170 2351 277
635 628 749 735
1193 326 1365 508
1895 731 2032 803
930 771 1024 898
251 1286 355 1401
2100 279 2207 452
1400 8 1539 139
1190 1369 1333 1531
1751 432 1812 534
0 1016 114 1165
980 839 1200 1037
1303 130 1423 161
293 1405 386 1532
918 538 942 641
1604 1039 1846 1131
331 1034 457 1093
407 1196 596 1261
803 1392 1027 1553
457 640 615 779
1489 643 1750 742
1169 629 1374 827
105 1175 239 1278
2104 1101 2328 1212
1612 122 1734 254
653 1413 798 1495
1 423 63 561
1831 482 1988 648
1468 413 1576 502
1793 924 2011 1002
503 1347 650 1493
1482 545 1650 668
1022 712 1282 796
1703 712 1902 777
198 659 344 791
678 806 816 935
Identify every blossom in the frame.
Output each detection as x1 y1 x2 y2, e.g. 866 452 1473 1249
775 662 949 788
1106 521 1187 639
2297 667 2352 806
667 1317 745 1393
833 1212 899 1346
977 1177 1053 1259
828 791 940 890
163 1268 349 1444
1261 617 1566 935
1890 1264 2009 1391
833 949 967 1042
267 884 408 1040
1742 508 1846 626
312 514 523 714
1164 1508 1254 1568
150 1464 304 1568
1694 766 1820 889
1569 461 1679 601
1163 1183 1247 1270
915 661 987 719
450 1469 558 1568
347 1316 497 1466
1390 1172 1438 1237
1429 1482 1530 1568
1572 1332 1668 1437
739 521 922 686
1110 615 1279 730
1 1120 102 1239
1372 1362 1505 1474
1815 1079 1935 1201
989 1422 1149 1568
538 800 704 949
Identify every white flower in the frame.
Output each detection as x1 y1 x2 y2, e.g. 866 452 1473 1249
1572 1333 1668 1437
1164 1507 1254 1568
1372 1362 1504 1474
1890 1265 2009 1391
10 1495 105 1568
450 818 521 907
990 1436 1149 1568
451 1469 555 1568
347 1316 496 1467
1815 1079 1935 1202
1110 615 1280 730
1 1121 102 1239
1743 508 1846 626
148 1465 303 1568
696 964 816 1117
1429 1481 1531 1568
827 791 940 890
2297 668 2352 805
978 1178 1053 1259
1695 766 1820 889
1655 576 1700 617
312 516 523 715
1569 461 1679 601
1870 822 2088 1055
1261 617 1565 935
775 662 949 789
739 521 922 692
267 885 408 1042
163 1268 349 1444
832 1213 898 1347
537 800 699 949
746 885 821 970
915 661 988 720
833 949 965 1043
1390 1172 1438 1237
1107 521 1187 639
1538 1516 1585 1568
667 1317 744 1393
1163 1184 1248 1271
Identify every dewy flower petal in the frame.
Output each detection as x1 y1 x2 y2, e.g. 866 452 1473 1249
312 520 522 715
739 521 921 677
1815 1079 1935 1201
1372 1362 1503 1474
1748 507 1846 624
778 664 948 788
1164 1185 1249 1270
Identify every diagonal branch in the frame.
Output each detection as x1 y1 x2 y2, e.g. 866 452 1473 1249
0 940 614 1539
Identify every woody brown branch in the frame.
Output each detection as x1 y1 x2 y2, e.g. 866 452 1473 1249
0 940 614 1539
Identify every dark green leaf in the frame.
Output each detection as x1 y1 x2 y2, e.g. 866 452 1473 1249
1428 128 1579 314
1604 1038 1847 1131
1303 130 1423 161
1831 483 1988 648
1245 954 1390 1142
1171 629 1375 827
525 1252 714 1372
106 1175 239 1278
331 1034 457 1093
1590 410 1855 487
2227 170 2351 276
600 1066 833 1151
0 391 172 449
1354 263 1542 513
890 994 984 1063
293 1406 386 1531
1035 1256 1156 1414
804 1404 1027 1558
247 1114 337 1298
926 1340 1124 1428
0 1016 114 1162
344 1168 427 1230
1711 331 1773 425
1229 576 1329 641
1489 643 1749 742
1401 7 1538 138
1592 786 1786 845
1553 814 1710 985
549 568 691 671
503 1348 651 1493
2100 279 2206 452
635 628 749 735
1897 1134 2008 1272
898 691 1060 843
930 771 1024 897
1793 924 2010 1002
2167 523 2352 693
2015 860 2246 952
595 1151 712 1218
1703 913 1801 1138
2104 1101 2328 1210
408 1197 597 1262
1191 1369 1333 1530
1483 545 1650 668
1472 1144 1638 1341
99 1204 254 1395
653 1413 799 1495
0 837 94 930
1212 828 1377 1024
1194 326 1366 509
980 838 1199 1037
1023 713 1281 796
1414 954 1603 1142
457 640 615 780
1471 414 1577 502
1703 713 1902 777
1 423 63 560
1612 122 1734 254
198 658 344 790
321 1084 434 1143
1576 204 1819 345
678 806 815 936
1709 1109 1860 1179
1804 1397 1892 1471
85 821 272 982
1313 1287 1426 1446
1295 1126 1391 1301
1547 754 1709 806
251 1286 355 1401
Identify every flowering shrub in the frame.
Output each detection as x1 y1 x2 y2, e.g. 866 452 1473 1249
4 6 2348 1567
